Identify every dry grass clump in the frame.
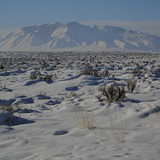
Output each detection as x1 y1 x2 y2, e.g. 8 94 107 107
148 104 160 119
96 107 125 144
98 84 126 103
73 107 95 129
0 83 6 89
126 79 138 93
152 67 160 77
108 112 125 143
145 103 160 124
72 106 125 143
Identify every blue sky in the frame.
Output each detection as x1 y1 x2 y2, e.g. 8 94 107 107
1 0 160 29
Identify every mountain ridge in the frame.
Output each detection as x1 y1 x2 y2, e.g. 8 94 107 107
0 21 160 52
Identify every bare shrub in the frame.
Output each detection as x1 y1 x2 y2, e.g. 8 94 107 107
30 70 41 80
98 70 111 77
81 69 110 77
91 69 99 77
132 69 142 75
66 91 78 99
98 84 126 103
81 69 98 77
43 75 53 81
0 111 13 125
0 105 14 114
39 60 50 69
39 91 46 95
30 73 37 80
95 94 103 102
0 65 4 69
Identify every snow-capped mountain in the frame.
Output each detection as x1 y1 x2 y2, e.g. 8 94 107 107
0 21 160 52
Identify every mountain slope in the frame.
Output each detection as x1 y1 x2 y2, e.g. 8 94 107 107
0 21 160 52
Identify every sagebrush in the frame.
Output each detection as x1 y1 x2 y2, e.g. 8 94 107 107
98 84 126 103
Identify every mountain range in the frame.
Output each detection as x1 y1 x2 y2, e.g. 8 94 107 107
0 21 160 52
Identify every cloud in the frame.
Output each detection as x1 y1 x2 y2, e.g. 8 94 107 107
82 21 160 36
1 21 160 38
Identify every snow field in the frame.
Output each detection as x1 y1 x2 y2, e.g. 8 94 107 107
0 51 160 160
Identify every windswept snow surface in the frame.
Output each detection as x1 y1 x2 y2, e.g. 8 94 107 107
1 22 160 52
0 51 160 160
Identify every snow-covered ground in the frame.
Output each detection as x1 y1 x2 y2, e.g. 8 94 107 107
0 51 160 160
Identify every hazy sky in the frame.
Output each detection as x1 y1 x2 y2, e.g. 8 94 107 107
1 0 160 29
